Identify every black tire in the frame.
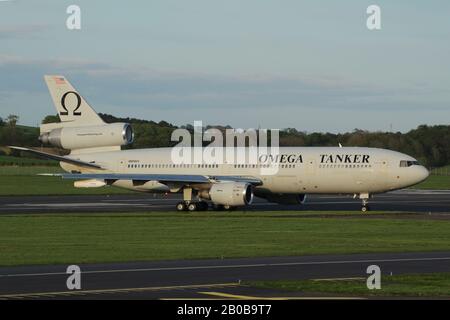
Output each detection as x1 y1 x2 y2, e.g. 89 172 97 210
176 202 186 211
187 202 198 212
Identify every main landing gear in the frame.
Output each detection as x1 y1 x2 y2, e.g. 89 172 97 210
176 201 209 212
175 187 236 212
175 188 210 212
175 201 236 212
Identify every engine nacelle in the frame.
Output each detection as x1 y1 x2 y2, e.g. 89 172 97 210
208 182 254 206
39 123 133 150
74 179 106 188
260 193 306 205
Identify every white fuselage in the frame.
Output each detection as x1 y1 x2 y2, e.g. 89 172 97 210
62 146 429 196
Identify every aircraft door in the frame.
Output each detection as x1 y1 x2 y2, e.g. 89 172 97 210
117 159 128 172
371 159 388 190
305 157 317 192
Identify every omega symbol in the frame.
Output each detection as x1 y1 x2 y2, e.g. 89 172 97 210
60 91 82 116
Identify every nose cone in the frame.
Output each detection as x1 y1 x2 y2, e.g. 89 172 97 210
415 166 429 184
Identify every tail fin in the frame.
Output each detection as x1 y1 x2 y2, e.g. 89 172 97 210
44 75 104 126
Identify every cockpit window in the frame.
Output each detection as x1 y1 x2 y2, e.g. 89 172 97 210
399 160 420 167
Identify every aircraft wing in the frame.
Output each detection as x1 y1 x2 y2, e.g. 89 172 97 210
208 175 263 185
11 145 263 185
58 173 209 184
8 146 103 170
54 173 263 185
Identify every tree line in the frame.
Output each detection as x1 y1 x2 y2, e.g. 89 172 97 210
1 114 449 168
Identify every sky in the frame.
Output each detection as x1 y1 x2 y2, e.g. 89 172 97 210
0 0 449 133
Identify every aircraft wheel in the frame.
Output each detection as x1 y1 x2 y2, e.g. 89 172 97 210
187 202 198 212
361 205 370 212
176 202 187 211
223 205 234 211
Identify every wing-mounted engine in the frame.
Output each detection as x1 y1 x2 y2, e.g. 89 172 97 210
39 123 134 151
199 182 254 206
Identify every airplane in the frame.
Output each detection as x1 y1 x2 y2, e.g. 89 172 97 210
11 75 430 212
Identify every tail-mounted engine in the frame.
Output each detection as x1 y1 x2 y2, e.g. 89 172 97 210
39 123 133 150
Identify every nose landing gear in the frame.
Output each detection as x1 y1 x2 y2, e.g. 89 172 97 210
358 193 371 212
361 198 370 212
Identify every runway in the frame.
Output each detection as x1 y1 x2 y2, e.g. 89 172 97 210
1 251 449 299
0 189 449 214
1 190 449 299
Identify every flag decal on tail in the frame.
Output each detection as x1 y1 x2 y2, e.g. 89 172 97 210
54 77 66 85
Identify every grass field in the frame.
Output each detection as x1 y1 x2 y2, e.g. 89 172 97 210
413 175 450 190
247 273 450 297
0 212 449 266
0 155 58 166
431 165 450 175
0 166 131 195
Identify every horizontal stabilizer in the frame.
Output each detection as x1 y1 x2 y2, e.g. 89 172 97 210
9 146 103 170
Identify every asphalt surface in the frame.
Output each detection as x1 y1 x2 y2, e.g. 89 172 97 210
0 251 449 299
0 189 449 214
0 190 449 299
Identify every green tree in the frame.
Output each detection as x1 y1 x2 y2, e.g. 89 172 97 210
6 114 19 128
42 114 61 124
1 115 20 145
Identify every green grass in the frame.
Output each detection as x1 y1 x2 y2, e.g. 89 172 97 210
412 175 450 190
0 212 449 266
413 165 450 189
247 273 450 297
15 124 39 134
431 165 450 174
0 166 131 195
0 166 63 175
0 155 58 166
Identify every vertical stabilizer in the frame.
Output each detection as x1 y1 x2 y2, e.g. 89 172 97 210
44 75 104 126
